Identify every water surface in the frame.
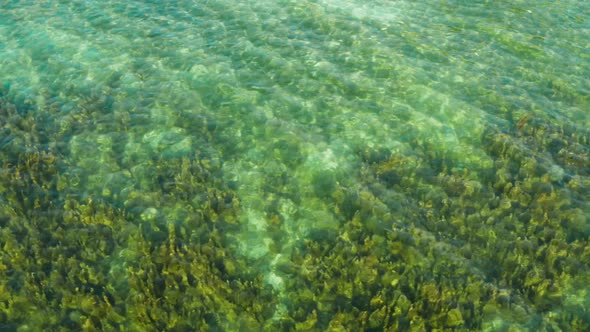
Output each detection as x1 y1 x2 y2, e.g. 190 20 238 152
0 0 589 330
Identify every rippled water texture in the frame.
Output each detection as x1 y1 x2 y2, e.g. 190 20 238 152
1 0 589 330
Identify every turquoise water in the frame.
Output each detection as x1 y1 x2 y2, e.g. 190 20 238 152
1 0 589 330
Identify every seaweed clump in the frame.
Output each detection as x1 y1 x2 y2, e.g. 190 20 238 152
262 115 589 331
0 94 276 331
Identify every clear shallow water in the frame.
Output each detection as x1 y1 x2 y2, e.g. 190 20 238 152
0 0 589 330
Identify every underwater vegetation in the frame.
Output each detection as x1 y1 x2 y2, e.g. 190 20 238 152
1 85 590 332
264 112 590 331
0 94 276 331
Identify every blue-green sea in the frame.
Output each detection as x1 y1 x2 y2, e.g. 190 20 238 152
1 0 589 331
